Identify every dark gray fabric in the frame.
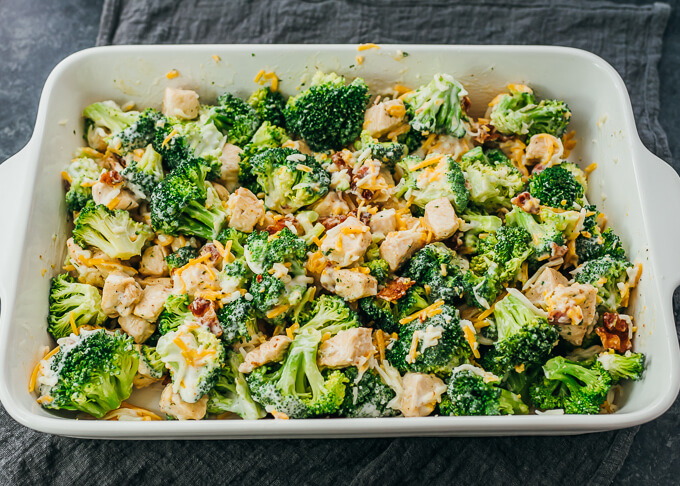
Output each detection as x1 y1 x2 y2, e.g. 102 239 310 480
0 1 671 485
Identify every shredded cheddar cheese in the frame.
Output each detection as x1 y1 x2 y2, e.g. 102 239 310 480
267 304 290 320
357 43 380 51
463 325 480 359
166 69 179 79
399 300 445 325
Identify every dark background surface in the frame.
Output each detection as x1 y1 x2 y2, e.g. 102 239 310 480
0 0 678 483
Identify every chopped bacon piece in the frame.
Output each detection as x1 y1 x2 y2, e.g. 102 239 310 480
319 214 349 231
200 243 221 263
511 191 540 214
549 242 568 260
100 169 123 185
596 313 632 353
190 298 222 337
189 298 211 317
265 215 299 235
377 277 415 302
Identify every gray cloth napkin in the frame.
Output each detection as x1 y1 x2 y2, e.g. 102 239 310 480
0 1 671 485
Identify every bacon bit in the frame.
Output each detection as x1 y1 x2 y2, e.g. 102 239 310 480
189 298 211 317
201 243 221 263
266 215 298 235
256 274 263 283
377 278 415 302
100 169 123 185
596 313 633 353
549 242 568 260
511 192 540 214
319 214 349 231
166 69 179 79
358 43 380 51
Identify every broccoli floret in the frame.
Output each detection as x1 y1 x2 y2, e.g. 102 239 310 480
249 147 330 213
244 228 307 274
460 212 503 253
238 121 291 189
116 108 166 155
575 206 626 263
152 123 191 172
489 88 571 138
402 73 468 138
47 273 107 339
395 154 470 212
297 294 361 333
149 158 228 239
120 144 164 198
397 127 425 153
216 296 260 345
284 71 369 152
358 296 401 334
157 294 192 335
459 147 524 212
64 157 103 212
338 367 398 418
358 131 407 168
157 323 226 403
597 351 645 383
505 207 565 264
439 367 503 416
528 164 586 210
209 92 261 147
249 270 310 325
136 344 166 380
73 201 154 259
573 255 633 312
83 101 139 141
365 259 390 285
529 356 612 414
537 206 583 240
248 86 286 127
207 351 266 420
165 246 199 272
387 304 472 376
482 292 559 376
37 329 138 418
216 227 249 259
395 286 431 319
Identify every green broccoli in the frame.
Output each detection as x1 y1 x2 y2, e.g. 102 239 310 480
136 344 167 380
149 158 228 240
505 207 565 264
63 157 103 213
116 108 166 155
72 201 154 259
489 88 571 138
459 147 524 212
248 86 286 127
37 329 139 418
47 274 107 339
597 351 645 383
157 294 192 335
537 206 583 240
165 246 199 272
209 92 261 147
83 101 139 143
207 351 266 420
358 130 407 168
156 323 226 403
249 147 330 213
402 73 468 138
245 228 307 273
575 206 626 263
528 164 586 210
365 259 390 285
284 71 369 152
529 356 612 414
395 154 470 212
238 121 291 189
216 295 260 345
573 255 633 312
337 367 398 418
386 304 472 376
459 212 503 253
482 292 559 376
120 144 165 198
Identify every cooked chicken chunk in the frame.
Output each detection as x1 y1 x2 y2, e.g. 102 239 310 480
118 314 156 344
525 134 559 166
132 374 158 389
92 182 139 210
101 271 143 317
423 197 459 240
369 209 397 240
134 281 173 321
87 126 109 152
227 187 264 233
320 268 377 301
525 267 569 306
318 328 375 369
159 384 207 420
139 245 168 277
380 226 427 271
364 99 406 138
320 216 372 268
239 335 292 374
312 191 351 218
219 143 242 191
545 283 598 345
400 372 447 417
162 87 200 120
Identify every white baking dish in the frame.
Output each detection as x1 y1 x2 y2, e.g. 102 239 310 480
0 45 679 439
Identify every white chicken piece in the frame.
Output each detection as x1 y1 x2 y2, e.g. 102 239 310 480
239 335 292 374
369 209 397 240
227 187 265 233
380 226 427 271
162 87 200 120
87 126 109 152
101 270 143 317
363 99 406 138
159 384 208 420
132 374 158 389
219 143 242 191
525 267 569 306
139 245 169 277
425 135 471 160
545 283 598 345
66 237 108 287
320 268 377 301
91 182 139 210
423 197 460 240
400 372 447 417
318 328 375 369
312 191 351 218
525 134 561 167
134 280 173 321
118 314 156 344
320 216 372 268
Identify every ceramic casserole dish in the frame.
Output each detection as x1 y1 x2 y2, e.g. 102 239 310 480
0 44 679 439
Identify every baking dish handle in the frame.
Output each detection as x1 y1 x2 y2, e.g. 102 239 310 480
637 147 680 294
